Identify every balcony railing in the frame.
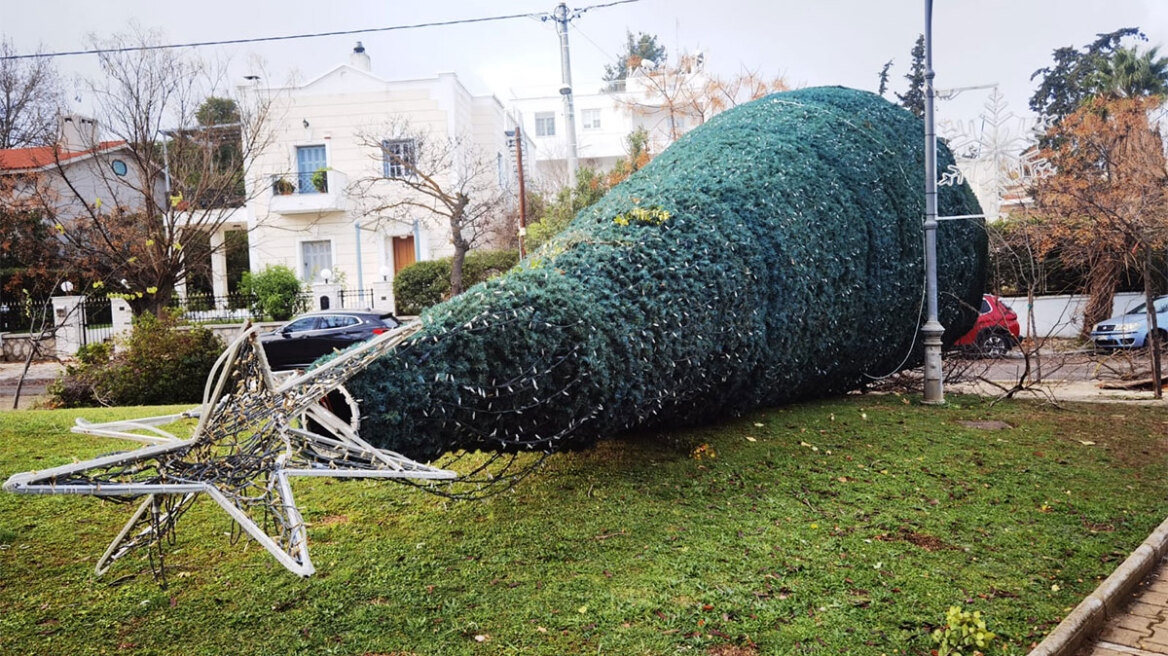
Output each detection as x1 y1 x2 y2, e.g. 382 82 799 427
269 169 347 214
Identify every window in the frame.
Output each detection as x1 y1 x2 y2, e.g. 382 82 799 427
296 145 327 193
382 139 417 178
301 240 332 282
110 159 128 176
284 316 319 333
535 112 555 137
497 152 506 187
319 315 360 329
581 108 601 130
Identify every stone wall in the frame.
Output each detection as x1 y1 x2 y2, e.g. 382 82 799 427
0 332 57 363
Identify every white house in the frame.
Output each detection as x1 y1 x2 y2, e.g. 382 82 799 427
509 57 716 186
243 44 524 309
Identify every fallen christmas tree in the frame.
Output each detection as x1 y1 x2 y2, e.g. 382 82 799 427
347 87 985 460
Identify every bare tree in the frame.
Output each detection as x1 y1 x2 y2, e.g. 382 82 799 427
352 120 508 296
0 39 64 149
31 28 273 314
616 53 788 149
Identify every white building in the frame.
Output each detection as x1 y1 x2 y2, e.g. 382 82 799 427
509 58 716 186
244 44 523 308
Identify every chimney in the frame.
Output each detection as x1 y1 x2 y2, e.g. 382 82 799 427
349 42 371 72
58 115 99 152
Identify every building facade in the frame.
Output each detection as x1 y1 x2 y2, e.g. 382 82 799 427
509 59 715 186
243 45 523 309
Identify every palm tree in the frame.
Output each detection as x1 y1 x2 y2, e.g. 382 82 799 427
1095 46 1168 98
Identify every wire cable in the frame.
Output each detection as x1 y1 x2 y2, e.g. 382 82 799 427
571 23 621 66
1 0 643 61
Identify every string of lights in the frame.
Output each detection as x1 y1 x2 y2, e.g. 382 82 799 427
347 88 987 490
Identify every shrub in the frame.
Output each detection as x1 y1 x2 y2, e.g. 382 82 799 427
932 606 997 656
349 87 986 461
48 311 225 407
393 250 519 315
240 264 305 321
526 168 609 252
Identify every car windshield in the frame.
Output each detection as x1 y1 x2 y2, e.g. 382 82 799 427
1126 296 1168 315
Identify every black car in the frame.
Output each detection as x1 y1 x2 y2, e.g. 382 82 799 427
258 310 401 370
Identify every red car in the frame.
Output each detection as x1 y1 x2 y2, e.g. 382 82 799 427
953 294 1021 357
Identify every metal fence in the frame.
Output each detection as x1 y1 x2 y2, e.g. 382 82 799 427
3 288 371 340
338 288 375 310
167 291 315 323
80 296 114 346
0 297 53 334
167 292 260 323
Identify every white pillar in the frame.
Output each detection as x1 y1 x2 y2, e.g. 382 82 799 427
111 297 133 340
51 295 84 358
311 282 342 312
210 229 229 299
371 280 395 314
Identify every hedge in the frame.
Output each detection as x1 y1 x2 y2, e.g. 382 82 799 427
392 250 519 315
48 311 225 407
347 87 985 460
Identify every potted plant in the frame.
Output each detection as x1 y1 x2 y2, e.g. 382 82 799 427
311 168 331 193
273 177 295 195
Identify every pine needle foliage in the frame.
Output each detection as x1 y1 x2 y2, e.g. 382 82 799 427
347 87 985 459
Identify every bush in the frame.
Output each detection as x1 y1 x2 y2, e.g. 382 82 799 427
240 264 305 321
48 311 225 407
393 250 519 315
349 87 986 461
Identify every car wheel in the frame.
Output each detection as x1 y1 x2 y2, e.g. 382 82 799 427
977 329 1011 358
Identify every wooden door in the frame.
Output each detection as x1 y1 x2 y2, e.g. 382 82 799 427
392 236 416 274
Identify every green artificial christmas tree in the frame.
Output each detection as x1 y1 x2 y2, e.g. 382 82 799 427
347 87 985 460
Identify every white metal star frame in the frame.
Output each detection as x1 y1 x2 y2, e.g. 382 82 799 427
3 322 455 581
938 87 1054 221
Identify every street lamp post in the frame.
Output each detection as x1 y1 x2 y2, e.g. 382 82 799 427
921 0 945 404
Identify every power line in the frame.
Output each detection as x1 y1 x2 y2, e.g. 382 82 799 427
571 23 621 66
1 0 642 61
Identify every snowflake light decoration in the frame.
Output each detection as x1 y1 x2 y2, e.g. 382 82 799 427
938 87 1054 221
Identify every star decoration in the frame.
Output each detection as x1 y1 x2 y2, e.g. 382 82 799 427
3 322 454 582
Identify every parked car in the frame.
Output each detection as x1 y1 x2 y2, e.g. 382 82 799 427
953 294 1021 358
1089 295 1168 350
258 310 401 370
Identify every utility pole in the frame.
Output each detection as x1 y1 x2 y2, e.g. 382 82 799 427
547 3 580 189
514 125 528 258
921 0 945 404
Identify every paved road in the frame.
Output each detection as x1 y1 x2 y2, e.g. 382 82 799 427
973 350 1103 383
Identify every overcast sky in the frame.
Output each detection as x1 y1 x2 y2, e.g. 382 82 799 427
3 0 1167 129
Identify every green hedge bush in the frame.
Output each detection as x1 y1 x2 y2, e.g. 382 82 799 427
240 264 305 321
393 250 519 315
48 311 225 407
348 87 985 460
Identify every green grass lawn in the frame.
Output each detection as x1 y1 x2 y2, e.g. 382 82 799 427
1 395 1165 655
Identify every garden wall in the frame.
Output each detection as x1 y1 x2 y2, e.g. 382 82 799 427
0 333 56 363
1002 292 1146 339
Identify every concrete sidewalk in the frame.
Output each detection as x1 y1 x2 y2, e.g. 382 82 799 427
1079 557 1168 655
0 360 66 409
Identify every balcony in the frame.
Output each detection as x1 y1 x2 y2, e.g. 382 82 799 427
268 169 348 215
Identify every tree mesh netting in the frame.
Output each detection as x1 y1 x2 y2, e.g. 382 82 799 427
346 87 985 472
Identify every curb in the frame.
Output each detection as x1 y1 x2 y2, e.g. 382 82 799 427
1028 514 1168 656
